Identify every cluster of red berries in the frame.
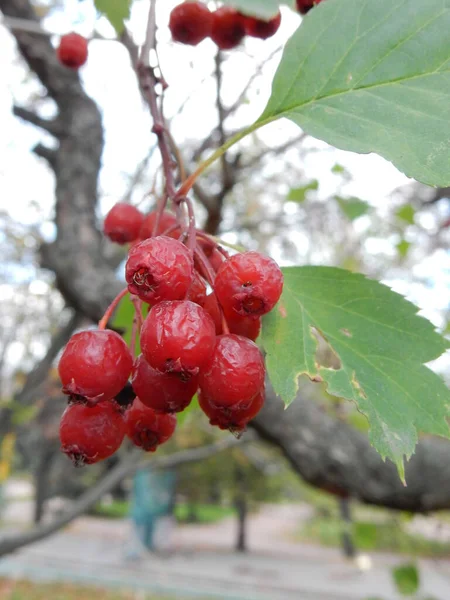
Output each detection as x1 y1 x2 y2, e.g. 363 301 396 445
57 201 283 466
169 2 282 49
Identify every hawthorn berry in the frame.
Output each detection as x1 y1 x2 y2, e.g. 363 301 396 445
198 334 265 408
243 12 281 39
141 300 216 379
226 310 261 341
203 293 223 335
58 330 133 404
125 398 177 451
139 210 179 240
125 236 193 304
103 203 144 245
214 251 283 319
169 2 213 46
211 7 246 50
187 270 207 306
60 401 126 466
57 33 88 69
131 354 198 413
296 0 324 14
199 389 264 432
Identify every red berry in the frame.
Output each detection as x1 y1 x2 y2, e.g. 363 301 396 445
57 33 88 69
103 203 144 245
125 236 193 304
169 2 213 46
203 293 223 335
125 398 176 451
141 300 216 379
214 251 283 319
58 330 133 404
139 210 179 240
296 0 324 14
199 389 264 432
198 334 265 408
131 354 198 413
243 12 281 39
226 310 261 341
187 271 207 306
60 401 126 466
211 7 246 50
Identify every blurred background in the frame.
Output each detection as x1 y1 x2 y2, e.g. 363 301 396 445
1 0 450 599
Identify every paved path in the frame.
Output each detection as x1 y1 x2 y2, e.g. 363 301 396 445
1 504 450 599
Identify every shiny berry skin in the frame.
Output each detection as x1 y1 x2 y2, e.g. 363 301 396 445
203 293 223 335
103 203 144 245
199 389 264 432
125 236 193 304
226 310 261 341
57 33 88 69
198 334 265 408
187 271 207 306
60 401 126 466
125 398 176 452
211 7 246 50
139 210 179 240
296 0 324 14
214 251 283 319
169 2 213 46
131 354 198 413
243 12 281 39
58 330 133 404
141 300 216 379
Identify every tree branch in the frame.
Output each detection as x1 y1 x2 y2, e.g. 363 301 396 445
0 436 249 557
13 106 62 136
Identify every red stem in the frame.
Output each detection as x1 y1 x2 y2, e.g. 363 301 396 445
98 288 129 330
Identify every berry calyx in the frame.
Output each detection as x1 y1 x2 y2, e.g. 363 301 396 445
214 251 283 319
211 7 246 50
139 210 179 240
125 236 194 304
199 389 264 433
60 401 126 466
58 330 133 404
103 203 144 245
169 2 213 46
131 354 198 413
243 12 281 39
125 398 177 451
57 33 88 69
141 300 216 379
198 334 265 408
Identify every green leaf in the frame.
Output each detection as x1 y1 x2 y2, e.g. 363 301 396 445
336 196 370 220
94 0 131 34
221 0 288 18
287 180 318 202
258 0 450 187
396 239 411 258
331 163 346 174
260 267 450 479
396 205 416 225
392 563 420 596
112 294 140 354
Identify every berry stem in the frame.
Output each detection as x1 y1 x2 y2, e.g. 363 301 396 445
98 287 129 330
194 245 216 287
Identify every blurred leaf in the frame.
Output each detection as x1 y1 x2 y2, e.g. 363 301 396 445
336 196 370 220
396 205 416 225
331 163 346 174
258 0 450 187
287 180 318 203
11 405 39 427
221 0 286 18
347 410 370 434
111 294 141 354
94 0 131 34
177 394 199 427
397 239 411 258
260 266 450 480
392 563 420 596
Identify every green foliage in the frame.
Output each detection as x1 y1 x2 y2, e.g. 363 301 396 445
260 266 450 479
91 500 234 523
94 0 131 34
111 294 140 353
336 196 370 220
221 0 289 18
287 180 318 202
392 563 420 596
397 239 412 259
259 0 450 187
396 205 416 225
